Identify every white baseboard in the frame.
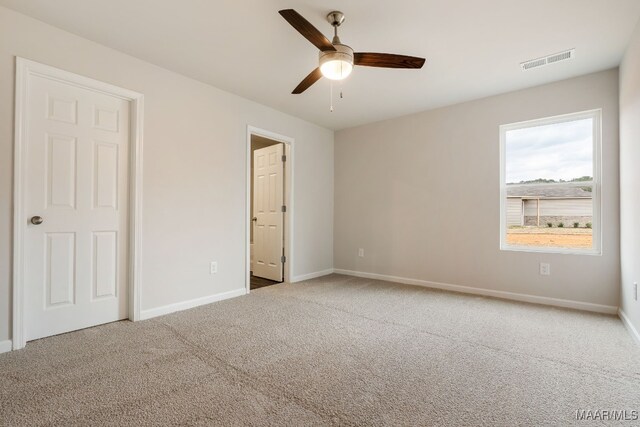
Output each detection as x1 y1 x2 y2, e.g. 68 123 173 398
334 269 618 315
140 288 247 320
619 309 640 345
291 268 335 283
0 340 12 354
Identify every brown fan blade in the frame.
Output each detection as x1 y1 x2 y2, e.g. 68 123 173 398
292 68 323 94
354 53 426 69
279 9 336 52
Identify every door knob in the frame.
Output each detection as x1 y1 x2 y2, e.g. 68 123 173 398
252 217 257 222
30 216 43 225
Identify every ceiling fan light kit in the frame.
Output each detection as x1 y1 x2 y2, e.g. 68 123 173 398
319 45 353 80
278 9 426 94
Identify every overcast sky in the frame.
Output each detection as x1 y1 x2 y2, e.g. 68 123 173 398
505 118 593 183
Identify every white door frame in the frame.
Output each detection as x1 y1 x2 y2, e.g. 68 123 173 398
12 58 144 350
246 126 293 292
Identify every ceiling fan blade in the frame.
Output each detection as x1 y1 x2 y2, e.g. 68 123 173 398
279 9 336 52
292 68 323 94
354 53 426 69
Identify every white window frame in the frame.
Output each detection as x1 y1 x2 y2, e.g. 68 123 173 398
499 109 602 255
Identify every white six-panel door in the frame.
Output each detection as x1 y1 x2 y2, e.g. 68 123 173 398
23 73 130 341
253 144 284 282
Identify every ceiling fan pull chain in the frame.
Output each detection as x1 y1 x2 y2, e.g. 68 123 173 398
330 81 334 112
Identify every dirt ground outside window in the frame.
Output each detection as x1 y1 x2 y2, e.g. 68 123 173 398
506 227 592 249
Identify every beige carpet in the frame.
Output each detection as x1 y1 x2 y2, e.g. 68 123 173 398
1 274 639 426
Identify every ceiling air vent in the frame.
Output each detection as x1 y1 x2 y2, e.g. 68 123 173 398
521 49 575 71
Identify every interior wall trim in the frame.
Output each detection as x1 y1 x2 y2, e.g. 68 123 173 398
139 288 246 320
619 309 640 345
333 269 618 314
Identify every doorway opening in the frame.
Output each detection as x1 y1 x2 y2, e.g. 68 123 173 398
246 127 293 292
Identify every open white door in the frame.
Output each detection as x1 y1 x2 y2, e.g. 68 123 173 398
22 71 130 341
253 143 284 281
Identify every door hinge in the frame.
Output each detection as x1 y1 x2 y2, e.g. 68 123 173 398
281 255 286 263
281 205 286 213
282 154 286 162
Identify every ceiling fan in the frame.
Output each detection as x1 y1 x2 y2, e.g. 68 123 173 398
279 9 426 94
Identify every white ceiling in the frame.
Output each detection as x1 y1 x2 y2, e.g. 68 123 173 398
2 0 639 130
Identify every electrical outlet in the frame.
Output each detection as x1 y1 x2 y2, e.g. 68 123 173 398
210 262 218 275
539 263 551 276
634 282 638 301
358 248 364 257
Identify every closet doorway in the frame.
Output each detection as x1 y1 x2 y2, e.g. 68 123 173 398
246 127 293 291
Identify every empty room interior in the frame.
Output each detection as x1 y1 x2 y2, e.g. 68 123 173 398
1 1 640 425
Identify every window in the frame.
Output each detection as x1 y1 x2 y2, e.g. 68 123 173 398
500 110 601 254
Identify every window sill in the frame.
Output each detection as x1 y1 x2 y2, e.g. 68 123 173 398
500 244 602 256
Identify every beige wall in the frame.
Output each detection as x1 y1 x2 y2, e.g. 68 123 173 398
619 20 640 335
335 69 620 308
506 198 523 226
523 199 592 217
0 6 334 343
